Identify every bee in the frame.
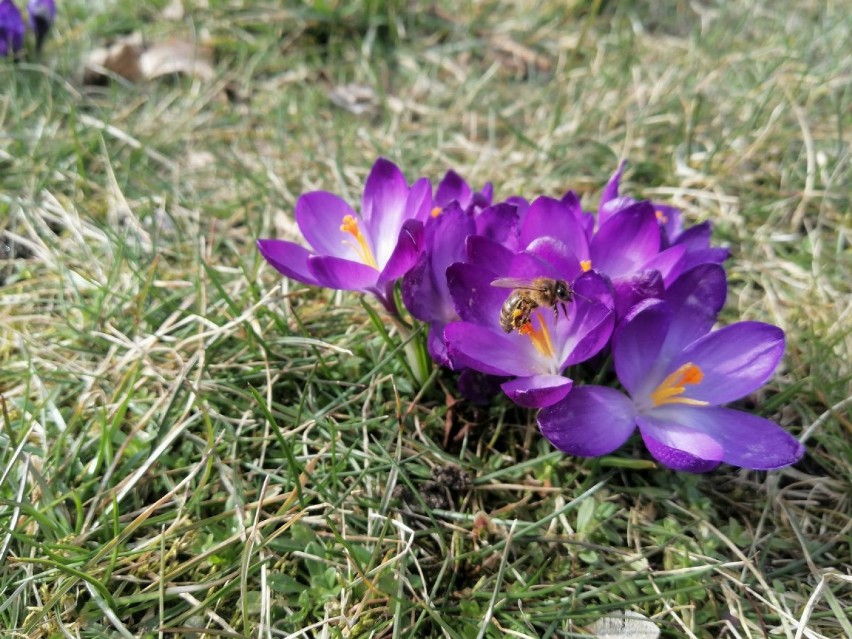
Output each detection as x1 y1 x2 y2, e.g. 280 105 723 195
491 277 574 333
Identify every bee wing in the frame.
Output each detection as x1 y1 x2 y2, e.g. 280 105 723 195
490 277 543 290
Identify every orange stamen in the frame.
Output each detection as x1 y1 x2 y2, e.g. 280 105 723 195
520 311 555 359
650 362 708 407
580 259 592 272
655 210 669 225
340 214 378 268
430 206 443 217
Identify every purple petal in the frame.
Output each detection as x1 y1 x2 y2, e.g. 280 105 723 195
478 183 495 208
257 239 320 286
435 170 472 210
649 405 805 470
362 158 411 263
538 386 637 456
475 202 520 246
524 237 583 280
426 207 475 301
661 264 727 356
556 272 615 366
655 204 683 246
501 375 573 408
598 161 627 224
613 299 672 396
361 157 408 226
591 202 660 279
642 244 685 286
406 177 434 223
466 235 515 272
673 220 713 251
401 254 435 322
520 197 589 261
444 322 541 377
675 322 785 404
636 414 724 470
402 210 467 324
611 270 665 318
28 0 54 49
295 191 362 260
0 0 25 56
560 190 583 215
378 219 423 287
639 430 722 473
680 247 730 272
427 322 451 367
308 255 379 291
579 212 595 240
446 263 507 326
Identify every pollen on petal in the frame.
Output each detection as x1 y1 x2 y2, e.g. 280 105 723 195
580 259 592 272
655 210 669 225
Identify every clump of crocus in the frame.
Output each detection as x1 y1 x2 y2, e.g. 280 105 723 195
0 0 25 57
257 159 804 473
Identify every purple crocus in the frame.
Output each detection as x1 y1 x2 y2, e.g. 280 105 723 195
599 161 728 269
444 248 614 408
482 193 685 317
28 0 55 51
538 265 804 472
257 158 432 313
0 0 25 57
402 202 474 365
434 169 493 214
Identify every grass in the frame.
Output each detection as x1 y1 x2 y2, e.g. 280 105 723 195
1 0 850 637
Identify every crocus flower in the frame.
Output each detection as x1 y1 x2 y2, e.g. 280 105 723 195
402 202 474 365
538 265 804 472
0 0 25 57
444 248 614 408
257 158 432 313
476 194 685 317
434 169 493 214
599 161 728 267
28 0 55 51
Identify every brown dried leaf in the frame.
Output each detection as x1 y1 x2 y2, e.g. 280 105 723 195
139 39 215 81
83 34 215 85
82 33 145 84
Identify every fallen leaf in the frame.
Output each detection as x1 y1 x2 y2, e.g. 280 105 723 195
589 611 660 639
83 34 215 84
82 33 145 84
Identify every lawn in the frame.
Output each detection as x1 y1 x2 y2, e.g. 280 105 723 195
1 0 850 637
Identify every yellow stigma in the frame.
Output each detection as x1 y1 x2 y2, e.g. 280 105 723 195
430 206 443 217
650 362 708 408
580 259 592 272
655 210 669 225
519 311 555 359
340 214 378 268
